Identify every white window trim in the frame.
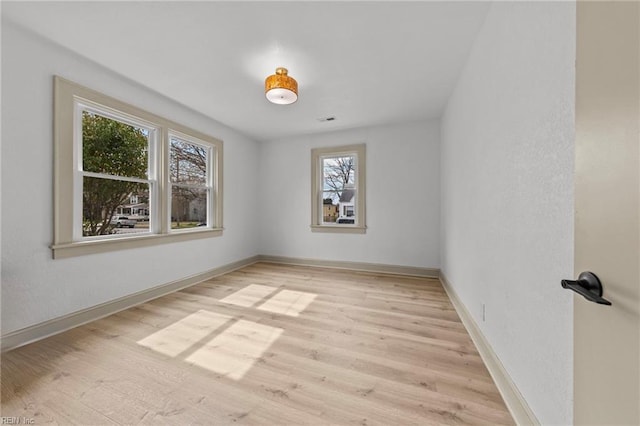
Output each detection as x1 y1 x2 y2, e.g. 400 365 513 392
310 144 366 234
52 76 223 259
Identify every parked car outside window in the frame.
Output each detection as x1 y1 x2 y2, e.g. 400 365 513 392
110 216 137 228
336 217 355 224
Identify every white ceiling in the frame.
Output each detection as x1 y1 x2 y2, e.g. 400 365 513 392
3 1 491 142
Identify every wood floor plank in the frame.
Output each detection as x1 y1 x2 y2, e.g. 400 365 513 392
1 262 513 425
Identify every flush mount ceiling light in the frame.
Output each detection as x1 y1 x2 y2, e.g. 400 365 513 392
265 67 298 105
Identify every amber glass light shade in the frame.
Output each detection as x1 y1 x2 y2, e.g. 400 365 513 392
265 67 298 105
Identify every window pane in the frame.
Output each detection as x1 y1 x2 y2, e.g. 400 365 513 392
322 192 339 223
322 155 355 189
171 186 208 229
83 176 149 236
82 111 149 179
170 137 208 185
322 155 356 225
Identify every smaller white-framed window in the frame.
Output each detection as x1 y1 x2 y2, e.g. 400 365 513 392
310 144 366 233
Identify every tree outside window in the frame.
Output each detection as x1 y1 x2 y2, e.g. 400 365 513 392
170 136 211 229
81 111 149 236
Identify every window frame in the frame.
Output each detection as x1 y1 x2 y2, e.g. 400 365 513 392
310 144 366 234
53 76 223 259
74 102 159 242
167 130 217 233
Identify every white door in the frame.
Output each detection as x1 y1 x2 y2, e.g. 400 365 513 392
574 2 639 424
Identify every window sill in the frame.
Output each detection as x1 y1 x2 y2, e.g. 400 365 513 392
51 228 223 259
310 225 367 234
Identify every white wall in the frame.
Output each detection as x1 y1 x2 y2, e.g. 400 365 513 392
440 3 575 424
258 121 440 269
1 22 260 334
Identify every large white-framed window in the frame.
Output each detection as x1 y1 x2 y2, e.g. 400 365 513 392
310 144 366 233
53 76 223 259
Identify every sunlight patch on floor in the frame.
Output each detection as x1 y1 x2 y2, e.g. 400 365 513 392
137 310 232 357
137 285 316 379
185 320 283 380
219 284 279 308
257 289 317 317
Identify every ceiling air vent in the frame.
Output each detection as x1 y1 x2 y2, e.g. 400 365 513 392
316 116 336 122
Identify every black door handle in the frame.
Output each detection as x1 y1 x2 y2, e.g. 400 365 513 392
561 272 612 305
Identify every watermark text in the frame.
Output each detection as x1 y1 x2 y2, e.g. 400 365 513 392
1 417 35 425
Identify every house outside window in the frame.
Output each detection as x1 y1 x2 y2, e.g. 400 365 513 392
52 76 223 259
310 144 366 233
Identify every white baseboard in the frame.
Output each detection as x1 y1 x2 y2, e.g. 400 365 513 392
0 255 261 352
1 256 437 352
439 272 539 426
257 255 439 278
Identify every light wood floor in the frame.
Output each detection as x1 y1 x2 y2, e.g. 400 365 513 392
1 263 513 425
